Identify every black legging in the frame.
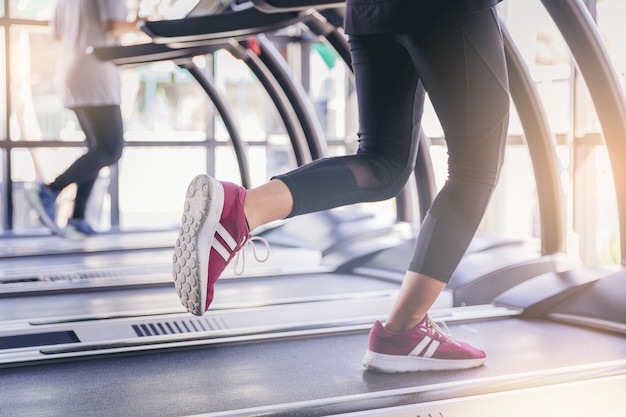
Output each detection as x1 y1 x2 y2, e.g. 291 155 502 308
49 105 124 220
275 7 510 283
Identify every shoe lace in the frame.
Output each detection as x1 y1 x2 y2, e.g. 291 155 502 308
232 235 270 276
427 317 461 347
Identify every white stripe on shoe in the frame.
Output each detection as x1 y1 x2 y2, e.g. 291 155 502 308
216 223 238 251
408 336 440 359
211 236 231 262
409 336 432 357
422 340 441 358
211 222 239 262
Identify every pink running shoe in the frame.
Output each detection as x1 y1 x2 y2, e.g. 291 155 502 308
362 315 486 372
172 174 269 316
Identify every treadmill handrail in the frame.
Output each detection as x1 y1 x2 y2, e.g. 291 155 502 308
139 7 304 44
251 0 345 13
542 0 626 263
89 42 222 66
501 22 565 255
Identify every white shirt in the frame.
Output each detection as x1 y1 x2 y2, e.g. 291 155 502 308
51 0 128 108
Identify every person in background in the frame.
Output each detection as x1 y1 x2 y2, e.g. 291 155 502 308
173 0 509 372
29 0 142 238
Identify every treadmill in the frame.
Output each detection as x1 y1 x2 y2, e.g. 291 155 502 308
1 1 624 416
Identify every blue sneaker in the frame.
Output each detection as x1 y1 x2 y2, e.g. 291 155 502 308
64 218 98 239
28 183 61 234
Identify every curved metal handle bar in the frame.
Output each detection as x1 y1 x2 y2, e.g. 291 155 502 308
229 41 313 166
90 43 252 188
255 34 328 160
107 13 318 166
501 21 566 255
181 64 252 188
542 0 626 264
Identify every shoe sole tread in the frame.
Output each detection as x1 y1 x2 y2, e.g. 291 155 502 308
173 175 223 316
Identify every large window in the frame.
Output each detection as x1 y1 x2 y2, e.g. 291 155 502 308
1 0 622 268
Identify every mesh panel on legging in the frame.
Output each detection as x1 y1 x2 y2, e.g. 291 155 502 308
274 36 423 218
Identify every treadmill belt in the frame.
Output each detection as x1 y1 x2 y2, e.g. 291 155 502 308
2 318 624 416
